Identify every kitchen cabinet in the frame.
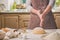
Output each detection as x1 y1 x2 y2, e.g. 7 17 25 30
1 14 19 29
0 13 30 29
0 12 60 29
53 12 60 29
0 14 2 28
19 14 30 28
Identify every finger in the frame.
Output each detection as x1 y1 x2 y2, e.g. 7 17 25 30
40 21 42 27
40 20 44 27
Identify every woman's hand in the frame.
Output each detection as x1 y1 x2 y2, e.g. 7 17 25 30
33 9 46 27
31 8 46 27
39 14 46 27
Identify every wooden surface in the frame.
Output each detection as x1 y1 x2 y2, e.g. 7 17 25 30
0 13 30 29
0 14 2 28
0 12 60 29
53 12 60 29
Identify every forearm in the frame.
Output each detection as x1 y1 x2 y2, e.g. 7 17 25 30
31 8 37 13
26 0 40 16
31 8 40 16
42 5 52 15
42 0 55 15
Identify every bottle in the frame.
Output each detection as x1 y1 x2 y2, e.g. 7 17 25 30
10 0 16 11
22 0 26 3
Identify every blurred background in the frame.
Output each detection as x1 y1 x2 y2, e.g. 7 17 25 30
0 0 60 12
0 0 60 29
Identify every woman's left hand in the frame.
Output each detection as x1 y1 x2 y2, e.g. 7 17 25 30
39 14 46 27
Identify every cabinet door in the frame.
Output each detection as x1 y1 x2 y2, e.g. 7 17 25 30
2 15 19 29
19 14 30 28
54 13 60 29
0 15 2 28
55 15 60 29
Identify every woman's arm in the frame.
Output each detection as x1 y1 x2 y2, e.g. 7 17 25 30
42 0 55 15
39 0 55 27
26 0 40 15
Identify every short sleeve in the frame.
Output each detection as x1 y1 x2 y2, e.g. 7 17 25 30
48 0 55 7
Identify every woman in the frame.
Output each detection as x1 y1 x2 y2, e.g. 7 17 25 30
26 0 57 29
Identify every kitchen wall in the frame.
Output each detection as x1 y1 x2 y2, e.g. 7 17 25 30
0 0 8 10
52 0 60 12
0 0 60 12
0 0 24 11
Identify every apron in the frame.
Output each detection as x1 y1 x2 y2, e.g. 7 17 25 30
28 0 57 29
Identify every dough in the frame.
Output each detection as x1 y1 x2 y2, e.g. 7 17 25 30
1 28 12 32
32 27 46 34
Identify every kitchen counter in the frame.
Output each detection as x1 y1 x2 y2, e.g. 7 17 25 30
9 29 60 40
0 8 60 14
0 9 30 14
52 6 60 12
